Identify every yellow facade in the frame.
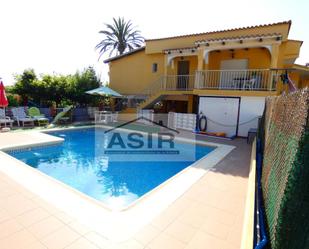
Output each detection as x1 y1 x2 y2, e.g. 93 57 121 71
207 48 271 69
108 49 164 95
167 56 198 75
105 21 309 110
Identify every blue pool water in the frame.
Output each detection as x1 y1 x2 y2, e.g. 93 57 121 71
8 128 214 208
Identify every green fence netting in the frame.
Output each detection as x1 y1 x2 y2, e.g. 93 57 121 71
259 88 309 249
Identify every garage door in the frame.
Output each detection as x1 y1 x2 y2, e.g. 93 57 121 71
238 97 265 137
198 97 240 137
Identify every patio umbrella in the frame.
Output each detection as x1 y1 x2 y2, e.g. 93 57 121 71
85 86 122 97
86 86 122 112
0 80 9 108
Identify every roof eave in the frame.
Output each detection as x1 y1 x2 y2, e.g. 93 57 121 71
103 47 146 63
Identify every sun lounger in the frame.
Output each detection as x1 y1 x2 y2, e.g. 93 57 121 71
0 108 13 127
28 107 49 126
11 107 35 127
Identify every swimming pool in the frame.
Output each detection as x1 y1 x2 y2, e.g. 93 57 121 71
8 128 215 208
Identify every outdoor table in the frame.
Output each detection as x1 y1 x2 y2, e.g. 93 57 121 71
233 77 251 89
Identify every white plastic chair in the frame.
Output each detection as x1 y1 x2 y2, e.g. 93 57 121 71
95 111 112 124
0 109 13 127
242 78 256 90
242 74 262 90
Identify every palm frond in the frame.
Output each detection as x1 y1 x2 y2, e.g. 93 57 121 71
96 17 145 59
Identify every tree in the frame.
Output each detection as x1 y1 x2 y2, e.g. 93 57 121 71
13 69 38 105
11 67 101 107
96 17 144 58
66 67 101 106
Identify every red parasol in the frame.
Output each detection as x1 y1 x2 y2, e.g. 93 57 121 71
0 81 9 107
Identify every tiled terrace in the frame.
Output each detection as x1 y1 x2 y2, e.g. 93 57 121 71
0 130 251 249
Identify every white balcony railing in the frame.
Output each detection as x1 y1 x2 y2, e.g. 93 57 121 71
141 75 195 96
195 69 279 91
138 69 280 106
164 75 195 91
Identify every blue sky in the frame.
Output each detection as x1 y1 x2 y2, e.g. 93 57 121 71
0 0 308 85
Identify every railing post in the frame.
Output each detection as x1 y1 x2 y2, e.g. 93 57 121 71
160 75 165 91
269 70 275 91
195 71 200 89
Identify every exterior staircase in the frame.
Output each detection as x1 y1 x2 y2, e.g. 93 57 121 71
137 75 194 109
138 91 165 109
116 74 194 113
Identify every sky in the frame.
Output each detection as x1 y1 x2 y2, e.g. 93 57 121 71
0 0 308 85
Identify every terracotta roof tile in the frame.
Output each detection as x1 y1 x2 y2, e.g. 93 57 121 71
145 21 291 42
163 46 197 52
195 33 282 43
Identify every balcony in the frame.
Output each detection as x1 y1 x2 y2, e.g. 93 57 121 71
142 69 281 96
139 69 282 109
141 75 195 96
195 69 279 91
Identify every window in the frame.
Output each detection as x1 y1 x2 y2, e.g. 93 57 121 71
152 63 158 73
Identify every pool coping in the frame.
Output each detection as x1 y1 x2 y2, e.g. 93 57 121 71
0 131 64 151
0 126 235 241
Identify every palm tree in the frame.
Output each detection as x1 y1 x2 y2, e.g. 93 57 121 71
96 17 144 58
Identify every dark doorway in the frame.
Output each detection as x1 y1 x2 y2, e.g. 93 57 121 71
192 95 199 114
177 60 190 89
165 100 188 113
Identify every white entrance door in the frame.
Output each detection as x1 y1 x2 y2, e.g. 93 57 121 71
220 59 248 89
198 97 239 137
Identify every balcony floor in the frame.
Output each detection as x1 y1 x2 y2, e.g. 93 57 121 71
193 88 277 97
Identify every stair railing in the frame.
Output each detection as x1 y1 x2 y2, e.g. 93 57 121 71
133 74 195 108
